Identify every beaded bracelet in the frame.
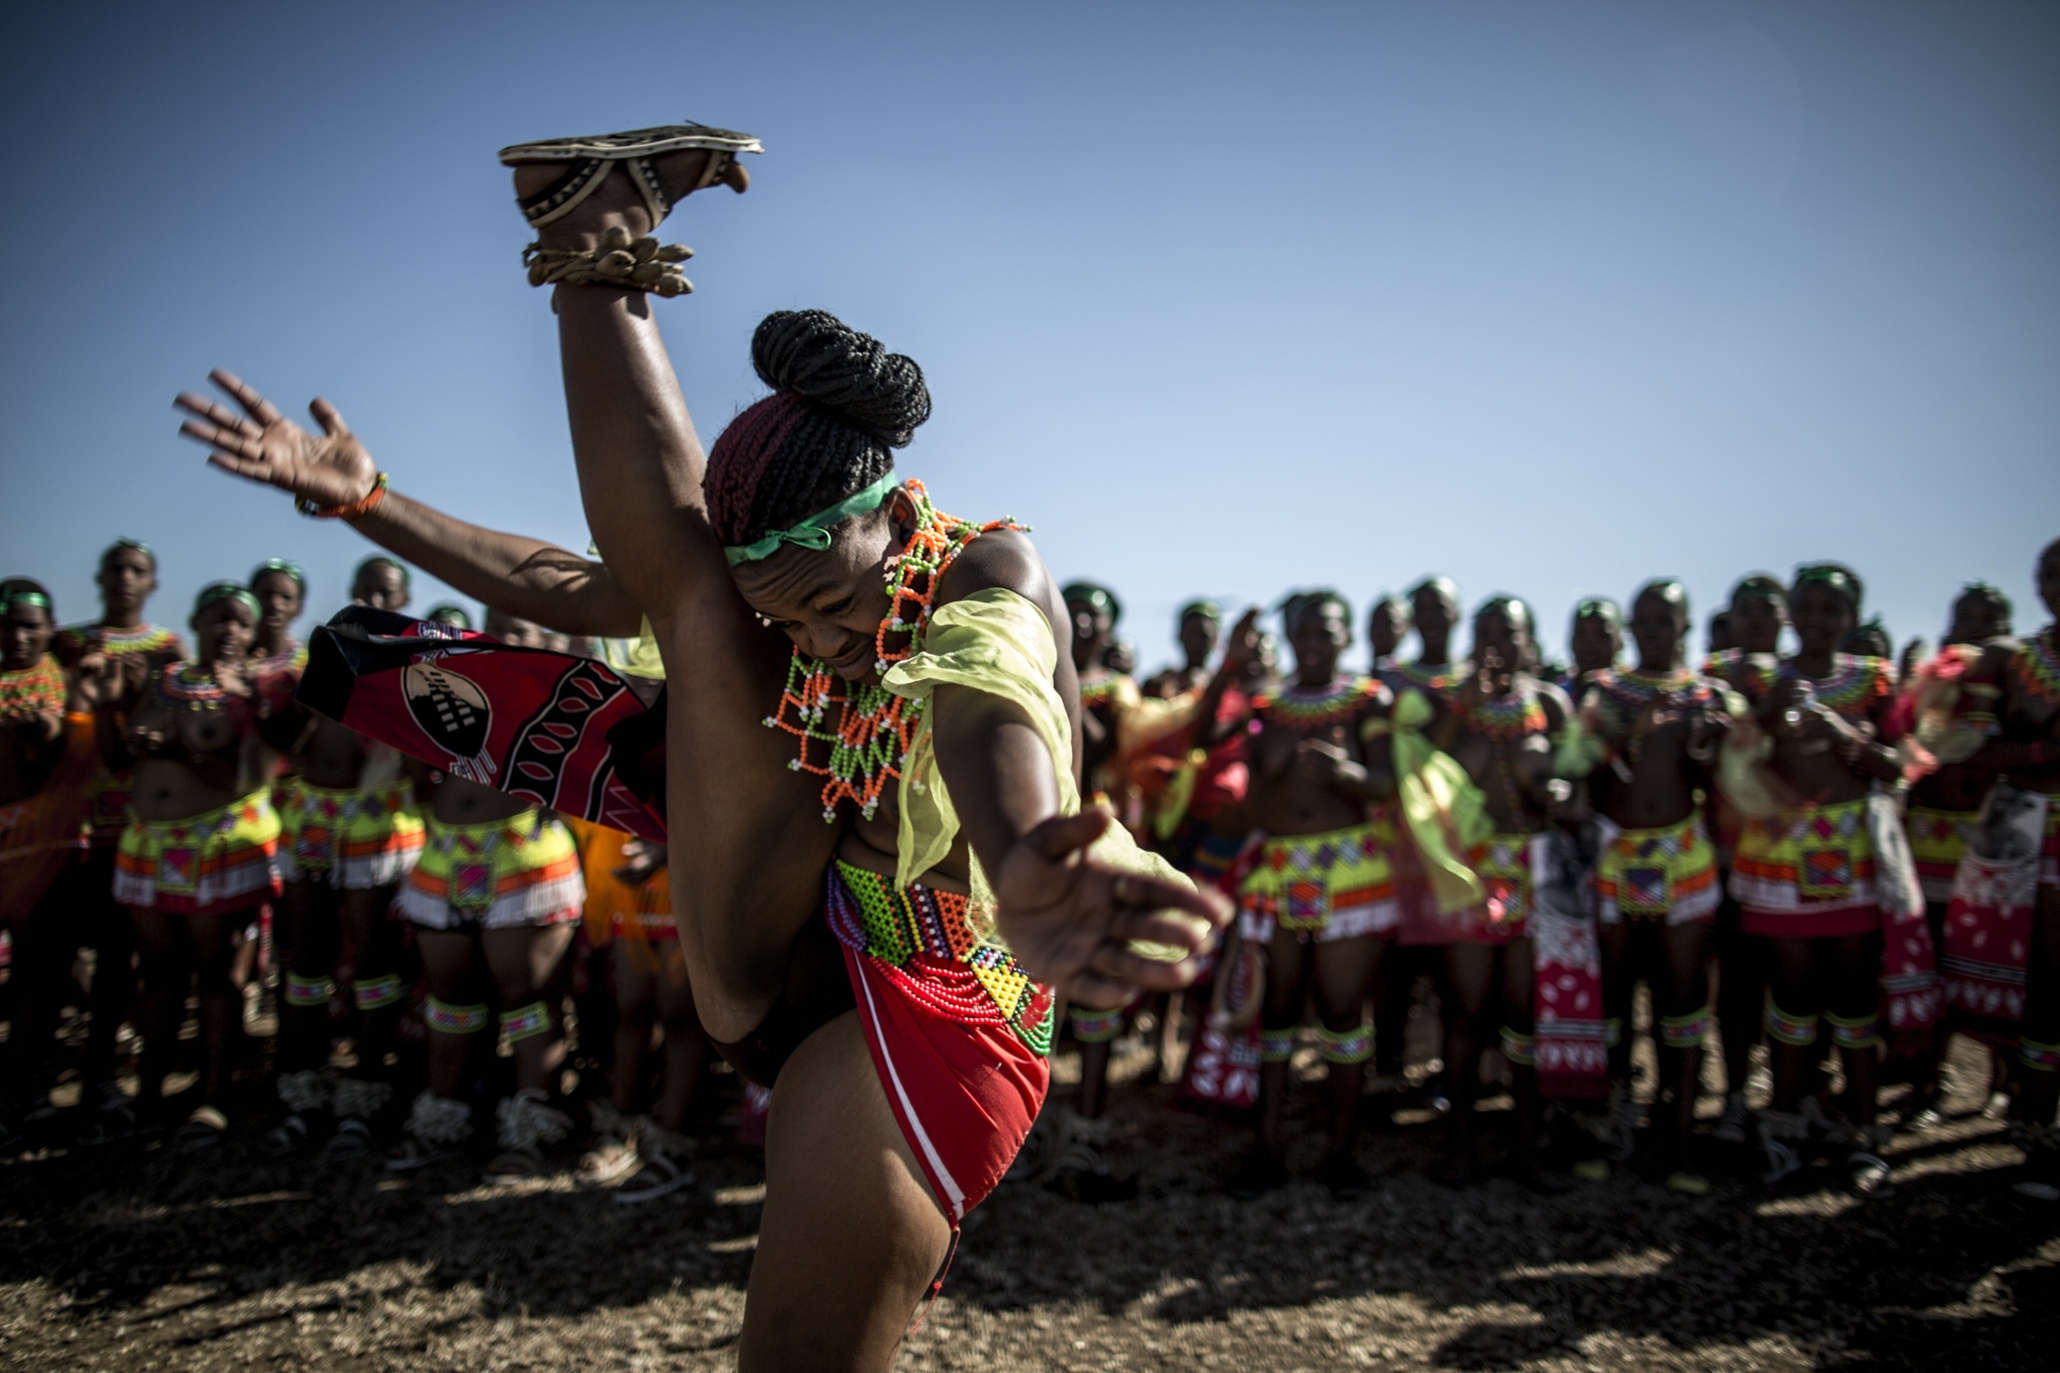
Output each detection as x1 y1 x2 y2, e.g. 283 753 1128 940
298 473 390 520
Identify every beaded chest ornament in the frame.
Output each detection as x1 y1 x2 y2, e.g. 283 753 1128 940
0 653 66 724
1256 676 1379 729
154 664 243 713
764 480 1021 822
1465 688 1548 740
2015 627 2060 710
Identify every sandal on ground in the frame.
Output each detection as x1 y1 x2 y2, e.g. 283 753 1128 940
576 1131 639 1189
486 1089 572 1181
323 1117 376 1161
498 123 763 229
616 1149 696 1205
175 1105 229 1153
387 1091 472 1173
1847 1150 1894 1199
615 1125 698 1206
259 1111 319 1158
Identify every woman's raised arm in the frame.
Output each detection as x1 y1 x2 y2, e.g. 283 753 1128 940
175 372 640 636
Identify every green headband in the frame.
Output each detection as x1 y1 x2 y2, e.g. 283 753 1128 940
724 473 897 567
1574 598 1621 625
3 589 51 611
1178 599 1221 623
1793 564 1859 608
1062 582 1123 625
195 581 261 618
251 558 307 595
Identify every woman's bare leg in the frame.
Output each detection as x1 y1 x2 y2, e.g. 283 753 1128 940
416 931 483 1099
743 1011 951 1373
611 941 659 1118
651 943 708 1131
1311 934 1384 1164
481 925 575 1095
514 152 836 1042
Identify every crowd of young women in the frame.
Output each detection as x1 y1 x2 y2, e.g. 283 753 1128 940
1 121 2054 1372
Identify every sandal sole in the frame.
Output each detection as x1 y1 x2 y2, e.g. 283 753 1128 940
499 124 763 165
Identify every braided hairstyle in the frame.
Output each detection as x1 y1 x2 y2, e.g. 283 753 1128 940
705 310 933 548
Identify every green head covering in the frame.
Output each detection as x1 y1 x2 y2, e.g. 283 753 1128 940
1177 599 1222 624
1729 573 1787 607
425 604 474 630
1793 563 1862 611
353 556 412 593
250 558 307 596
723 473 898 567
2 585 51 613
1061 581 1123 626
1573 597 1621 626
194 581 261 620
102 537 155 573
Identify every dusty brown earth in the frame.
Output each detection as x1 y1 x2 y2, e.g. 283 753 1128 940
3 1032 2054 1373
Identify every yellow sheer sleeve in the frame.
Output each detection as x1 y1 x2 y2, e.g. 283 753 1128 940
881 587 1188 909
1384 687 1491 915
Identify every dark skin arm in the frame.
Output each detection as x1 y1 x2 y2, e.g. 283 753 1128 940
175 375 643 638
928 534 1227 1006
1192 607 1262 749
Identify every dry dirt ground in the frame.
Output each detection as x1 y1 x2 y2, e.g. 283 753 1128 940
3 1033 2055 1373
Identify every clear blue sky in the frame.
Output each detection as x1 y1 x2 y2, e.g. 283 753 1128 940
3 2 2055 672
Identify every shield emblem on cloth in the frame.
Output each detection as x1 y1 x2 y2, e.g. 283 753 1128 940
402 663 491 760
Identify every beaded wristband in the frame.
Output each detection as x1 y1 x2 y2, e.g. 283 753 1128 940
298 472 390 520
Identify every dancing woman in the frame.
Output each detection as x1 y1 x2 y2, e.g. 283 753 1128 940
1580 581 1730 1191
116 584 288 1147
177 121 1218 1371
1729 565 1903 1195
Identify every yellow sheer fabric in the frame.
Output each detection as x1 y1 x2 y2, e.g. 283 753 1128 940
1363 687 1490 914
882 588 1187 912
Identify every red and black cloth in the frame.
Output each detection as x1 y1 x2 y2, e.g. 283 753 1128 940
300 608 666 842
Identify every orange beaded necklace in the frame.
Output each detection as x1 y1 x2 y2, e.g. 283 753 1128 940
764 480 1020 822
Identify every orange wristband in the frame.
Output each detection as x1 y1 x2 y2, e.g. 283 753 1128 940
297 473 390 520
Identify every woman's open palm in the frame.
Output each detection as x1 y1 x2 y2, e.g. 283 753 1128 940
175 369 376 510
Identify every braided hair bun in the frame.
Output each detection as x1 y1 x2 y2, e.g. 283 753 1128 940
706 310 933 546
752 309 931 449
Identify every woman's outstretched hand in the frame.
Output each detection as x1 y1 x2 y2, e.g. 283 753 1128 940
175 370 377 511
990 809 1231 1009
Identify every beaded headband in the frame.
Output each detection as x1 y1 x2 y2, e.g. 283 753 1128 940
425 604 475 630
723 472 898 567
1793 564 1860 608
194 581 261 618
1730 575 1786 605
103 538 154 570
1574 597 1621 625
251 558 307 595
